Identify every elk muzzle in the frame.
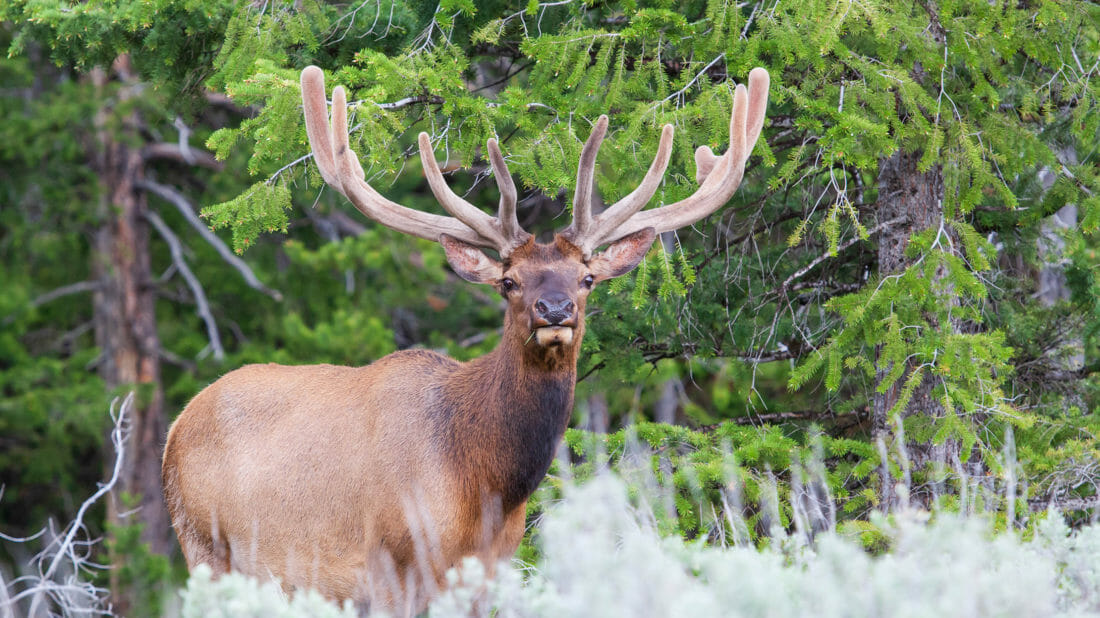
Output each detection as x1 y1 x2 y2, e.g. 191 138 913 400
532 293 576 346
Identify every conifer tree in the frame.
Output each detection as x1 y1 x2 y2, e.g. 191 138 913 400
2 3 243 611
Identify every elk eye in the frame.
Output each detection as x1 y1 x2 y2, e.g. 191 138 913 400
501 278 517 292
582 274 595 289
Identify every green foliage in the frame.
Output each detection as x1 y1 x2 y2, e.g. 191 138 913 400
0 352 106 531
532 422 881 549
202 181 292 254
102 495 177 617
789 239 1018 457
1 0 234 100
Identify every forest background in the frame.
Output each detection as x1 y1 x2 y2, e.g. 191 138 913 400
1 0 1098 614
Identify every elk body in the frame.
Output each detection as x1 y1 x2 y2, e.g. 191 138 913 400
162 65 768 614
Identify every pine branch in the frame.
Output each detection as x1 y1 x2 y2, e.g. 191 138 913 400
780 216 906 291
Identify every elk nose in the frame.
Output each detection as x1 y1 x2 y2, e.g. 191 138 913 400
534 294 575 325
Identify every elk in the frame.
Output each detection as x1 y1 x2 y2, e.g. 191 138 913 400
162 65 769 614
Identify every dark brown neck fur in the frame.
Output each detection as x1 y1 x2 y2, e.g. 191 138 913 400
436 310 583 513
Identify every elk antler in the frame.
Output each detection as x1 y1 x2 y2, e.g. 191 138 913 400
301 66 532 257
562 68 770 258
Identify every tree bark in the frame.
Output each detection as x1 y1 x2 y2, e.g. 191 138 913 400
871 149 952 511
89 56 172 610
1037 146 1084 372
582 392 610 434
654 379 681 425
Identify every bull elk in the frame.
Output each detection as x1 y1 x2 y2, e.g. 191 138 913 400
162 65 769 614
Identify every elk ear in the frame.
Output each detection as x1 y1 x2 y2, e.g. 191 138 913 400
588 227 657 281
440 234 503 284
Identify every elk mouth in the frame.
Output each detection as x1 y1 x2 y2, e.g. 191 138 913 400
534 326 574 347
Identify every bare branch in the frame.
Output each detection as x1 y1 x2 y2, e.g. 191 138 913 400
2 280 101 326
160 347 199 372
15 395 133 617
647 53 726 112
732 345 802 363
349 94 445 110
350 95 557 114
780 216 905 291
144 209 226 362
731 408 867 426
787 280 863 294
138 179 283 301
28 280 101 307
1028 495 1100 513
329 210 369 236
142 143 223 170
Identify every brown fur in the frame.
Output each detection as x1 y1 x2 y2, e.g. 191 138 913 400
162 233 654 614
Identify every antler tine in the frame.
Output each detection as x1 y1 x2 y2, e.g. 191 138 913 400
301 66 341 188
744 67 769 151
300 66 519 253
330 86 364 181
569 123 674 257
569 115 609 240
486 138 529 245
597 68 770 245
416 133 516 249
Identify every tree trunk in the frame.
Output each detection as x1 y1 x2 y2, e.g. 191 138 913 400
1037 146 1084 372
871 149 951 510
654 379 681 425
89 56 171 610
582 392 610 434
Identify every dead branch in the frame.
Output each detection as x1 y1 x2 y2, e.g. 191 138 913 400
1 280 100 326
138 179 283 301
142 143 223 170
4 394 134 617
144 209 226 362
733 408 870 427
329 210 369 237
27 280 101 307
1028 495 1100 513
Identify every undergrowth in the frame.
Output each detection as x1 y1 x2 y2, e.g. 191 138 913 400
175 472 1100 617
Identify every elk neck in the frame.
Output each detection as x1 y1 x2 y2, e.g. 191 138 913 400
434 309 583 513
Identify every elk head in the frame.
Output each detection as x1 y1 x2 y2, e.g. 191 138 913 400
300 65 769 353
